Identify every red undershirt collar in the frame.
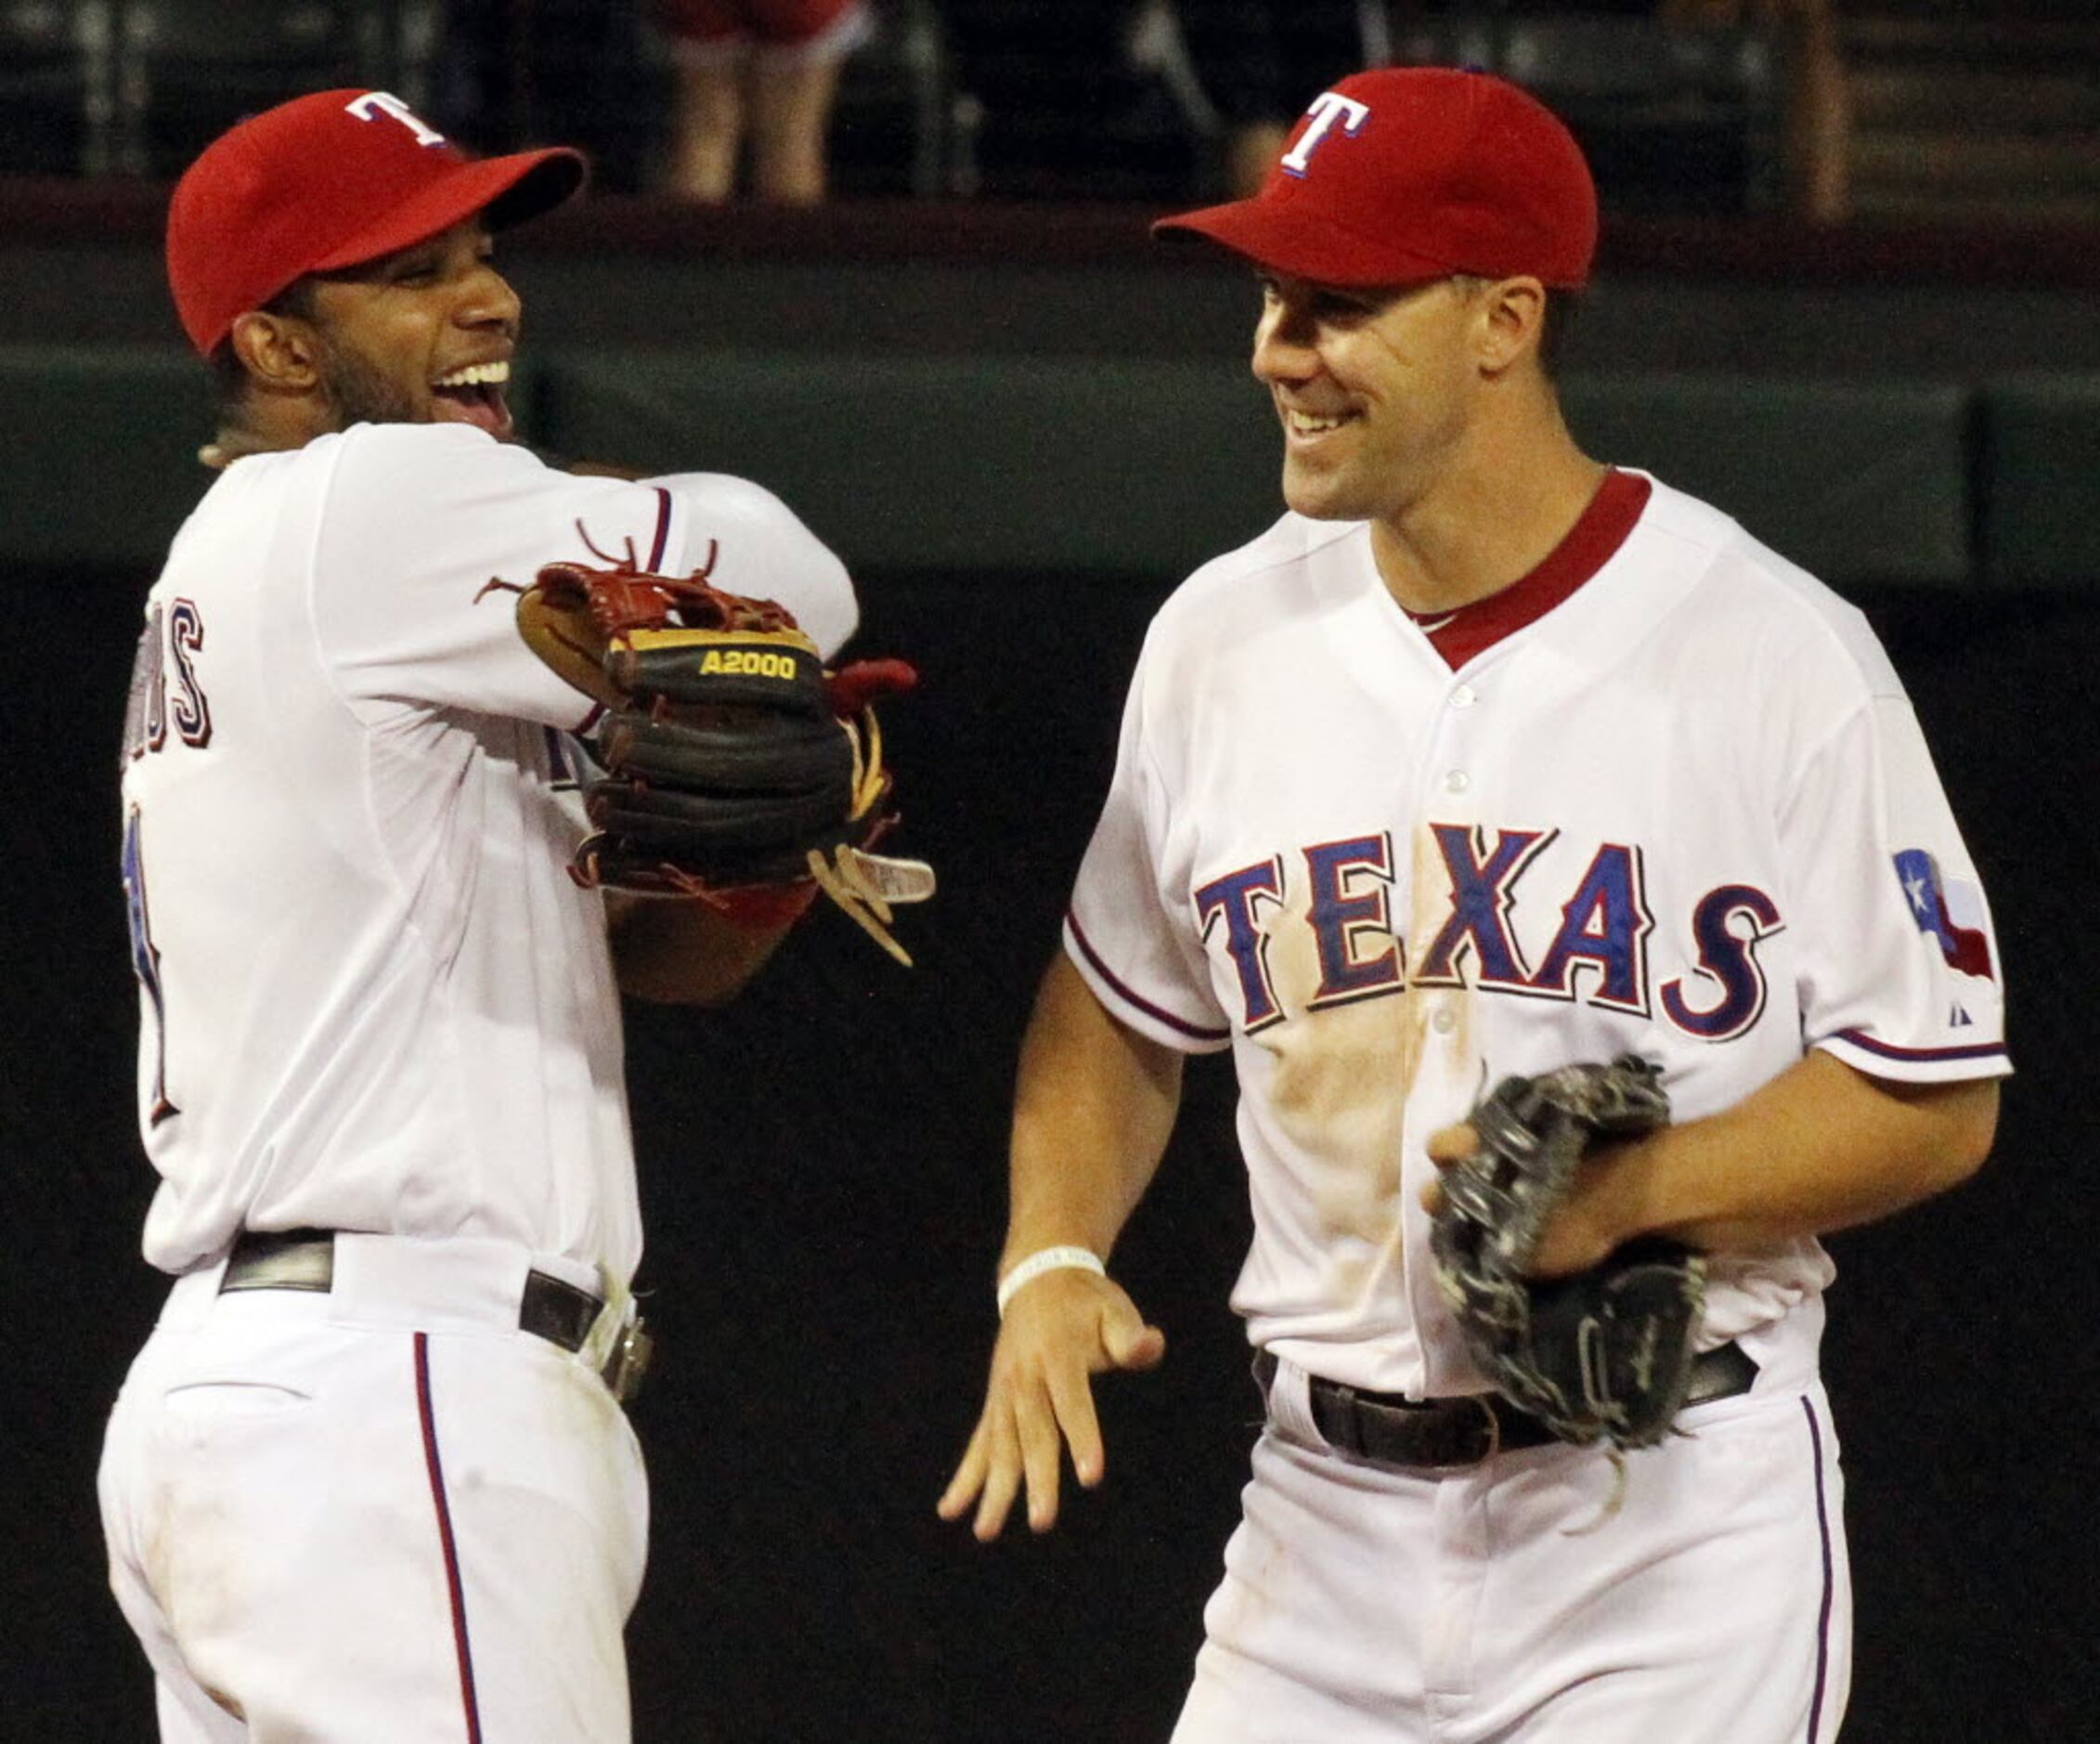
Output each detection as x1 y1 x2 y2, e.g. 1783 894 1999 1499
1398 469 1653 670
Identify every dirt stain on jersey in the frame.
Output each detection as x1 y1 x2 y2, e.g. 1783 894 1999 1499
1241 826 1482 1307
1254 894 1417 1302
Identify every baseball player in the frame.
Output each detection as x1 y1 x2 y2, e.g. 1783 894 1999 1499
940 67 2007 1741
99 90 866 1739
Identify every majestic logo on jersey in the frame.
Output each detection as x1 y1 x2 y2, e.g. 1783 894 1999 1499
1894 848 1994 980
1280 92 1371 177
1194 824 1784 1041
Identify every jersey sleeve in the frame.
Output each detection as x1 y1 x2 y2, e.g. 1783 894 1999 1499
1064 643 1234 1055
643 472 858 659
1785 692 2010 1083
310 427 857 727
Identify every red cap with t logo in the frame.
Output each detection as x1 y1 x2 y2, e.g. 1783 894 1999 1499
1154 67 1597 290
166 88 586 356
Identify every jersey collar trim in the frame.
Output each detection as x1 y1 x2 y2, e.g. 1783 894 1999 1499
1406 468 1653 670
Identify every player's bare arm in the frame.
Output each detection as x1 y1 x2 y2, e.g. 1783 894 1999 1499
939 952 1178 1539
1429 1050 1998 1278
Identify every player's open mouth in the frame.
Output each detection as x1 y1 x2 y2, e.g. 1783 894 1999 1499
431 360 512 437
1283 407 1354 438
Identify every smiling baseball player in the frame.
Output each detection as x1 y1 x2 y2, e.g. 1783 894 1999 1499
940 68 2007 1741
97 89 913 1740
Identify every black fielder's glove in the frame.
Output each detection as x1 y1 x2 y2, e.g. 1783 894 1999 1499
1428 1056 1705 1451
499 553 933 964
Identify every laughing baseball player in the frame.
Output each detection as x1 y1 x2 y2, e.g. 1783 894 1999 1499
940 68 2007 1740
99 89 923 1739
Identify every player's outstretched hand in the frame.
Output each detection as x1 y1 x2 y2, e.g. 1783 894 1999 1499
937 1269 1165 1541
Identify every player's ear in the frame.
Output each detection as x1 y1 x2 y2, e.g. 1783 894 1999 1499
227 309 323 393
1473 276 1548 377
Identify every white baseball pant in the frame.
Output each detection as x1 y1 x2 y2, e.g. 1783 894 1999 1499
98 1235 648 1742
1173 1362 1851 1742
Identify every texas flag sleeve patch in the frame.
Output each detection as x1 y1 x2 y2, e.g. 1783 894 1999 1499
1893 848 1995 981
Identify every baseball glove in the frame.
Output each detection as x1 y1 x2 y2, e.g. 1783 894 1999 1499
1428 1057 1705 1451
497 548 933 964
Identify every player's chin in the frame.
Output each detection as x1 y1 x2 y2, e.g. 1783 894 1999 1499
1278 462 1363 524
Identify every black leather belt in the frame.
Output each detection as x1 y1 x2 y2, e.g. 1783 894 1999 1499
1253 1343 1758 1469
219 1229 652 1402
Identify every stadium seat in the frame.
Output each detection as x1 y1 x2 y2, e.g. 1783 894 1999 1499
1384 7 1784 215
0 0 120 176
110 0 433 177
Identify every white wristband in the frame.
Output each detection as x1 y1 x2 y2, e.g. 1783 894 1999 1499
995 1245 1106 1318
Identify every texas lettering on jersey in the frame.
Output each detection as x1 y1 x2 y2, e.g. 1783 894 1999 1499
1194 822 1784 1043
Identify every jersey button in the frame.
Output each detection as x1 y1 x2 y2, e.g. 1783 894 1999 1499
1432 1009 1457 1035
1450 684 1477 709
1444 770 1470 793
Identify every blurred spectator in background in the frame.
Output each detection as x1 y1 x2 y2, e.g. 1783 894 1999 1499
1378 0 1850 224
940 0 1160 197
939 0 1361 201
1658 0 1849 223
658 0 871 202
1174 0 1366 195
1163 0 1843 217
432 0 665 193
422 0 1842 217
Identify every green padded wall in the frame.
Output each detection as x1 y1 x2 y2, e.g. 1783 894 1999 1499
1981 374 2100 586
529 349 1285 579
1562 373 1975 586
3 344 2003 589
537 353 1979 585
5 348 215 565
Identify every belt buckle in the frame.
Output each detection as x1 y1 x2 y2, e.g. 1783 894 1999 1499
601 1317 654 1405
1458 1395 1503 1464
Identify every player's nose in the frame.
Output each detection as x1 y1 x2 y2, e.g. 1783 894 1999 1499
458 262 523 334
1251 307 1319 384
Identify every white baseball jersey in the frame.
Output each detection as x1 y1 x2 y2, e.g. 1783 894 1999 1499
1066 469 2009 1398
118 422 857 1286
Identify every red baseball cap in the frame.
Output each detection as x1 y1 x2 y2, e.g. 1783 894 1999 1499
167 88 587 356
1154 67 1597 290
